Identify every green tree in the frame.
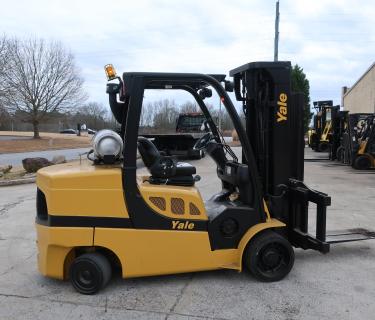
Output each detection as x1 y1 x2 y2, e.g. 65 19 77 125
291 64 313 133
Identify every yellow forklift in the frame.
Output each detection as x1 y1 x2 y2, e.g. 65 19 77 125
35 62 375 294
336 113 375 169
352 114 375 169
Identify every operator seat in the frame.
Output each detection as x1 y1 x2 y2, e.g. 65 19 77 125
137 137 198 186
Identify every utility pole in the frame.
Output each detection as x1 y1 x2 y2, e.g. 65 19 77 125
274 0 280 61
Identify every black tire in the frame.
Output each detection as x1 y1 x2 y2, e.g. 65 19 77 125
354 155 371 170
336 146 344 162
244 230 294 282
69 252 112 294
318 142 329 152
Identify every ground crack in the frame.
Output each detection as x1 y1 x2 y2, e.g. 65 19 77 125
0 196 34 216
164 274 194 320
0 293 30 299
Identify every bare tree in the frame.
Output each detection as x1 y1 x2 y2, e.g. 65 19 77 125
0 105 10 129
0 35 10 107
180 101 199 113
140 102 155 128
4 38 86 138
75 102 109 130
153 99 179 132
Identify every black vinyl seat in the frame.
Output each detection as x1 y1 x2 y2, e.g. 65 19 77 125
137 137 198 186
175 162 196 176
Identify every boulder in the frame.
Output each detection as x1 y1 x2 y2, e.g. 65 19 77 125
52 155 66 164
0 165 12 174
22 157 52 173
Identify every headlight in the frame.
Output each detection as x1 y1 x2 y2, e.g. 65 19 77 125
92 130 123 163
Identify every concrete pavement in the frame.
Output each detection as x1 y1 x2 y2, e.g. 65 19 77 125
0 148 375 319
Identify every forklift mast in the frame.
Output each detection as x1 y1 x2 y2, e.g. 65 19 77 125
229 62 375 252
230 62 304 200
329 107 346 160
230 62 333 252
312 100 333 139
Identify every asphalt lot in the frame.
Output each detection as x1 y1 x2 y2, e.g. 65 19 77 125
0 136 32 141
0 147 375 319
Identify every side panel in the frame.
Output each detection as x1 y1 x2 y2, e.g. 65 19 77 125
36 224 93 279
37 163 129 218
47 189 128 218
139 179 207 221
94 228 238 277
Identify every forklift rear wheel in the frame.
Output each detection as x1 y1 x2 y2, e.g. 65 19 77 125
354 155 371 170
69 252 112 295
318 142 329 152
244 230 294 282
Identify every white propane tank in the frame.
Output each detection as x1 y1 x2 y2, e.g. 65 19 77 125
92 129 123 162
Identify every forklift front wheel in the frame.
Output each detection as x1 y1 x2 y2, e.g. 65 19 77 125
244 230 294 282
69 253 112 295
354 155 371 170
318 142 329 152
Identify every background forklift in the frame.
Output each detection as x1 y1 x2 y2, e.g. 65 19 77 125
336 113 375 169
329 109 348 161
308 100 339 152
351 114 375 169
35 61 375 294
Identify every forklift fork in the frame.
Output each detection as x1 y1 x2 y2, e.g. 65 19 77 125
288 178 375 253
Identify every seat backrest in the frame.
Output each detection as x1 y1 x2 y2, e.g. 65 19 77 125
137 137 160 168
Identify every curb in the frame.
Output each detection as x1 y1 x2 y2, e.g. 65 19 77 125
0 176 36 187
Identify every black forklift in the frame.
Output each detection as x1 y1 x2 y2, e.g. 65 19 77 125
329 109 349 161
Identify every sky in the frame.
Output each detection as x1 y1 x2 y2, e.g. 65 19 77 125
0 0 374 111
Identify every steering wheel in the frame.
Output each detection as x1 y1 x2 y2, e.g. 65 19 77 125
193 132 213 150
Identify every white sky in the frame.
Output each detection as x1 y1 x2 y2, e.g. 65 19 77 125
1 0 374 110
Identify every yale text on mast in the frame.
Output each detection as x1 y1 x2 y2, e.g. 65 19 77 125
277 93 288 122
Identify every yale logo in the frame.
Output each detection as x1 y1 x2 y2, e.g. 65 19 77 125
277 93 288 122
172 220 195 230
